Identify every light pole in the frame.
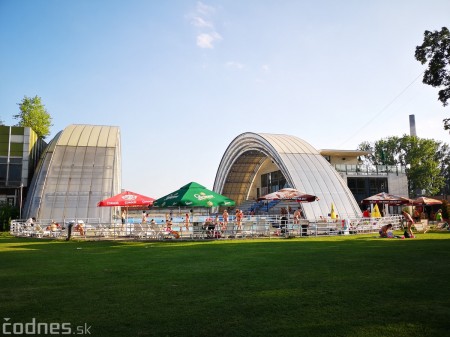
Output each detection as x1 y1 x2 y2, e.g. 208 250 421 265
19 183 23 219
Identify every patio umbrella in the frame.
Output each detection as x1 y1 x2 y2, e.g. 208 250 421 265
97 191 155 238
258 187 318 217
412 197 442 206
97 190 155 207
371 203 382 218
330 203 337 219
258 188 318 237
257 188 319 202
153 182 235 208
361 192 412 206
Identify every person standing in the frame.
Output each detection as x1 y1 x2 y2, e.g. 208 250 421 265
402 210 414 238
121 209 127 230
141 211 147 224
184 213 190 231
222 209 229 229
436 209 443 223
293 208 302 224
413 208 421 222
236 209 243 230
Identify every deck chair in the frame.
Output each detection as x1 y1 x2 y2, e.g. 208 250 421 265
432 220 448 230
133 224 145 239
222 224 235 239
240 221 254 238
413 220 429 233
254 221 269 237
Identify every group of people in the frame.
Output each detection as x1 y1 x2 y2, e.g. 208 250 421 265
45 220 62 232
378 208 445 239
379 210 418 238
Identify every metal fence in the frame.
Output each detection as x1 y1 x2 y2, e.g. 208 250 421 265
10 214 404 240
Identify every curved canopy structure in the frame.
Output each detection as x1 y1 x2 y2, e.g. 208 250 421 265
213 132 362 220
23 124 121 223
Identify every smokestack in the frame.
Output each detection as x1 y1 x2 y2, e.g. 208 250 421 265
409 114 417 137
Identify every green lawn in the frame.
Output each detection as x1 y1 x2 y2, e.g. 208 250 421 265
1 232 450 337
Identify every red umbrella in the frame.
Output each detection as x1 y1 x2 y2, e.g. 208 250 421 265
97 191 155 207
412 197 442 206
258 188 318 202
361 192 412 206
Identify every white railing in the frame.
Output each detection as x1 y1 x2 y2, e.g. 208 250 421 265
9 214 404 240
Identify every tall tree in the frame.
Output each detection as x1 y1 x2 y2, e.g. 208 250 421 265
357 135 446 197
400 136 444 196
435 142 450 195
356 141 374 166
14 95 52 139
374 137 401 165
415 27 450 130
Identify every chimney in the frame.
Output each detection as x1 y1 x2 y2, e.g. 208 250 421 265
409 114 417 137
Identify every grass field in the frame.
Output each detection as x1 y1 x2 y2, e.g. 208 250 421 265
1 232 450 337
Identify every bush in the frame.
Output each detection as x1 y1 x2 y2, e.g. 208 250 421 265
441 200 450 221
0 203 19 231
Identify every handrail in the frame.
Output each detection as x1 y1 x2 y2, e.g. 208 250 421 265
10 214 404 240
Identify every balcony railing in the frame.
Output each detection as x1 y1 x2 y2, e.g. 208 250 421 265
334 164 406 176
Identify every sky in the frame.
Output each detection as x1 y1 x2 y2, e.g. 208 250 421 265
0 0 449 198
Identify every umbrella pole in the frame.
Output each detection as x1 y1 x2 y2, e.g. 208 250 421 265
113 208 116 240
126 206 129 237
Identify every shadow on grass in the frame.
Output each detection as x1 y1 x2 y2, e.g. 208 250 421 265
1 231 450 254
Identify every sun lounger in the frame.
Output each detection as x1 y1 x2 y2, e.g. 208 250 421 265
413 220 429 233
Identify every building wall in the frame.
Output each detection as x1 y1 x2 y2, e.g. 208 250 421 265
328 156 359 165
0 126 46 207
387 174 409 196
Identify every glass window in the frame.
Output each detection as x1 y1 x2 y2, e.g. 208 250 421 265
369 178 388 194
0 163 6 184
348 178 366 194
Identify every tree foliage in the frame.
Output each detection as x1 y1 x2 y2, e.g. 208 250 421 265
0 202 19 231
441 200 450 220
415 27 450 130
14 95 52 139
357 135 448 197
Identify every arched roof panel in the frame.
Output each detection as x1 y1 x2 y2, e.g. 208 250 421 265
214 132 362 220
23 124 121 223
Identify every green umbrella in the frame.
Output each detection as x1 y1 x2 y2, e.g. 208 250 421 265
153 182 235 208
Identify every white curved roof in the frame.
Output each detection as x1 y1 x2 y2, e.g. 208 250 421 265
213 132 362 220
23 125 121 222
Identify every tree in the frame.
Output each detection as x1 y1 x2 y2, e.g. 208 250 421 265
14 95 52 139
441 200 450 221
0 202 19 231
415 27 450 130
435 142 450 196
356 141 374 165
357 135 446 197
401 138 443 197
374 137 401 165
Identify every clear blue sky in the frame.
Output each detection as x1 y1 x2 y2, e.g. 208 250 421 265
1 0 449 198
